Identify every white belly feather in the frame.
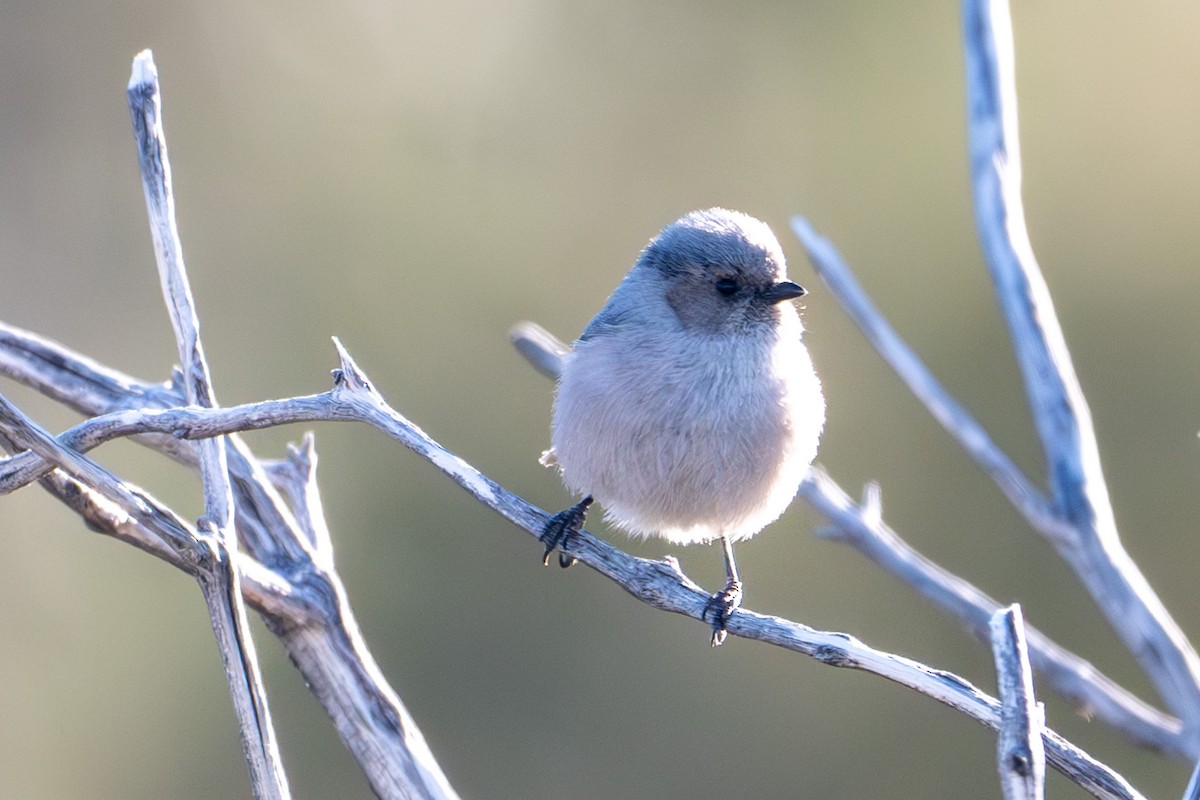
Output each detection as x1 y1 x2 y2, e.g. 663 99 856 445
551 316 823 546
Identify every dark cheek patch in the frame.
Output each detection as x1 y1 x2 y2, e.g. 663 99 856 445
667 277 728 331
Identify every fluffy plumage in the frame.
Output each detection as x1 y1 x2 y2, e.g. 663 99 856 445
548 208 825 545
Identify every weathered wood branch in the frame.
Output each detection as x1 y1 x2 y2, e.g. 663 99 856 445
799 469 1186 756
790 216 1073 549
0 321 1146 800
1 0 1190 795
0 342 459 799
787 0 1200 757
128 50 288 799
991 605 1047 800
511 315 1186 759
961 0 1200 730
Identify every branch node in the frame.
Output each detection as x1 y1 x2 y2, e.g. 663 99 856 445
330 337 374 394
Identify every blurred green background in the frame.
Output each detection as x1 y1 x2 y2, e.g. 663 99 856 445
2 1 1199 797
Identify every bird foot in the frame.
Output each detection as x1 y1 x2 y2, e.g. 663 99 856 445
540 496 592 568
701 578 743 646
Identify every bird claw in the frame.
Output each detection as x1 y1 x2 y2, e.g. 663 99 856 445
701 579 743 646
540 496 592 569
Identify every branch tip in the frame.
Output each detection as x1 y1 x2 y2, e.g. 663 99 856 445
285 432 318 473
509 320 568 380
329 338 373 394
129 49 157 90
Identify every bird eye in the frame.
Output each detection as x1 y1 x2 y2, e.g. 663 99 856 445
714 277 739 297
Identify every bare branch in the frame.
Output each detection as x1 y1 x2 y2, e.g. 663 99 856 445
237 430 460 800
1183 759 1200 800
991 605 1047 800
800 468 1186 756
4 345 1178 761
0 395 330 493
737 613 1138 800
0 321 1146 798
317 342 1150 800
0 429 307 631
792 0 1200 746
960 0 1200 729
0 17 1172 790
790 216 1073 549
0 323 177 411
512 318 1185 757
265 433 336 566
0 392 199 558
128 49 286 798
128 51 234 527
0 323 459 799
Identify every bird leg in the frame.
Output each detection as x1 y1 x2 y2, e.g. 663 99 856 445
540 495 592 568
701 536 743 646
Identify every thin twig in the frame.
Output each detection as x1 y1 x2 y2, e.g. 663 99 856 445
268 433 336 565
0 394 198 561
790 216 1073 549
128 49 286 799
800 469 1186 755
0 428 309 624
0 396 333 493
991 605 1047 800
960 0 1200 730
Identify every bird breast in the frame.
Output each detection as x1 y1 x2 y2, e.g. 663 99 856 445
551 315 823 546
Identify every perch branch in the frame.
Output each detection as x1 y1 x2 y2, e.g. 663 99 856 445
991 605 1046 800
514 319 1183 755
128 49 287 799
960 0 1200 729
0 327 1144 799
7 360 1173 760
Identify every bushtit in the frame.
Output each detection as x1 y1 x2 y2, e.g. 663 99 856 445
513 208 824 645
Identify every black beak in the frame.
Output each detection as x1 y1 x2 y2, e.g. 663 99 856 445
762 281 807 304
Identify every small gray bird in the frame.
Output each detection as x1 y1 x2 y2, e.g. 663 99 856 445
514 208 825 645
